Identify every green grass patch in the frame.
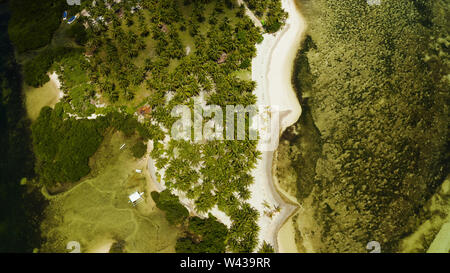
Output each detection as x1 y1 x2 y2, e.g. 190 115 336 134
40 131 180 253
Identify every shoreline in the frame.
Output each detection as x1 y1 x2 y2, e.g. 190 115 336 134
49 72 61 91
250 0 306 252
49 71 65 99
145 0 307 252
24 71 63 121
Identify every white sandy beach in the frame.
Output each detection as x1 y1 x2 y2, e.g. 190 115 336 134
49 72 61 89
49 71 66 99
249 0 306 252
146 0 306 252
24 72 64 120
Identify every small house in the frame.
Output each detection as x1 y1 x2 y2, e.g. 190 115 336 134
128 191 144 206
137 105 152 116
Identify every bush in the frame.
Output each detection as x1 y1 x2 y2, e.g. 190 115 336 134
67 24 88 46
151 190 189 225
109 240 126 253
176 215 228 253
131 141 147 158
106 112 140 137
31 106 107 186
257 241 274 253
23 47 80 87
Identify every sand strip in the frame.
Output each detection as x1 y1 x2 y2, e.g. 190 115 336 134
249 0 306 252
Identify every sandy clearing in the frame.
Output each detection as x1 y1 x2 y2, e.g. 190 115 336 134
24 72 63 120
49 72 61 90
49 72 65 100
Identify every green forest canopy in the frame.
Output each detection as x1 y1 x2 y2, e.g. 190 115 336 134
31 105 107 187
176 216 228 253
8 0 64 52
31 106 154 187
12 0 289 253
151 190 189 226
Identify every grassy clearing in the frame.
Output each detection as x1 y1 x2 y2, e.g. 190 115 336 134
39 131 180 253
